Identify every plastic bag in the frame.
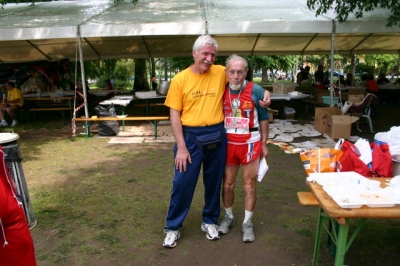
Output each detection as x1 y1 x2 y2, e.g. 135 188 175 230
94 104 117 117
94 104 120 136
370 141 393 177
336 139 373 177
300 148 343 176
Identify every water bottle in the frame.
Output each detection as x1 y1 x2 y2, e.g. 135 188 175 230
2 93 6 100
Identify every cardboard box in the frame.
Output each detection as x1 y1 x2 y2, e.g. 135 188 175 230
268 108 278 122
314 107 359 139
273 83 298 94
273 83 284 94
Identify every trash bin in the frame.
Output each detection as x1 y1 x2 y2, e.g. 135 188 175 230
393 154 400 176
0 133 37 230
284 106 296 119
94 103 120 136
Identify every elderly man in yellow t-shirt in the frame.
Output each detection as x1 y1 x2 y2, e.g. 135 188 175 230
0 81 24 127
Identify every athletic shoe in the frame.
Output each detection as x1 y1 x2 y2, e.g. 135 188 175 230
0 120 8 127
218 215 235 235
11 120 19 127
163 230 180 248
242 220 255 243
201 222 219 240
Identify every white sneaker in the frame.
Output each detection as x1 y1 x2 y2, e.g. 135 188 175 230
242 220 255 243
201 222 219 240
218 215 235 235
11 120 19 127
0 120 8 127
163 230 180 248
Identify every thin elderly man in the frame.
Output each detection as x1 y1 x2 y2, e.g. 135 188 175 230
219 54 269 242
0 81 24 127
163 35 270 248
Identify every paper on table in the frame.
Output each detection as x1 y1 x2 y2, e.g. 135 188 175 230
257 158 269 182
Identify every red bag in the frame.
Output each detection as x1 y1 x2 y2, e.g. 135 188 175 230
370 141 393 177
337 140 373 177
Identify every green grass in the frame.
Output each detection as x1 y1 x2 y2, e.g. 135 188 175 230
7 118 400 266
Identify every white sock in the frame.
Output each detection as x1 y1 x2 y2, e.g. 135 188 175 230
225 207 233 218
243 210 253 224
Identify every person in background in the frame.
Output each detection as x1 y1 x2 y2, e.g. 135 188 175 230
110 79 115 88
360 73 368 86
302 66 312 81
219 55 269 243
377 73 390 85
0 81 24 127
314 65 325 84
365 74 379 114
296 67 304 85
162 35 270 248
299 66 312 87
345 73 354 86
336 75 345 87
105 79 114 90
151 75 158 90
365 74 378 95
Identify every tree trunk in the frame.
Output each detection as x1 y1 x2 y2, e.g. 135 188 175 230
261 68 269 82
133 58 150 91
164 59 169 81
246 66 254 81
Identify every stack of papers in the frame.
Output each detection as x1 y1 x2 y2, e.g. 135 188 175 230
307 172 400 208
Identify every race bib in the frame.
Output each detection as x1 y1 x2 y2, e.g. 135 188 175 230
224 117 250 134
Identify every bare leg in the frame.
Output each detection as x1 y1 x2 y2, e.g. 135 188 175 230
241 158 259 212
222 164 239 209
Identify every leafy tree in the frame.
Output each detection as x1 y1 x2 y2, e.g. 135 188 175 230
364 54 399 75
307 0 400 27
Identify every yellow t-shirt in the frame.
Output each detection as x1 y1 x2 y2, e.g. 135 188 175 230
7 87 24 107
165 65 227 127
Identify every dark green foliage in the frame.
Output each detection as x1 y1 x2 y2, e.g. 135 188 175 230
307 0 400 27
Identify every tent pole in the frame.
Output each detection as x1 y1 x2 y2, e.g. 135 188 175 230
77 26 89 118
330 20 336 107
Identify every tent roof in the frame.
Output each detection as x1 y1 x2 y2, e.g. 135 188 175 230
0 0 399 63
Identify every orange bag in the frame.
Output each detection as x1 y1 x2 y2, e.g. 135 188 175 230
300 148 343 176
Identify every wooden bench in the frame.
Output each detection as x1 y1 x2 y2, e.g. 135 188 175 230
23 97 73 124
297 191 319 206
74 116 170 139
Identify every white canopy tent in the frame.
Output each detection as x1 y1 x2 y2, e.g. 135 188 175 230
0 0 398 114
0 0 398 63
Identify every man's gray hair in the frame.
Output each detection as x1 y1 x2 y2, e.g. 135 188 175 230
226 54 248 69
193 35 218 52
